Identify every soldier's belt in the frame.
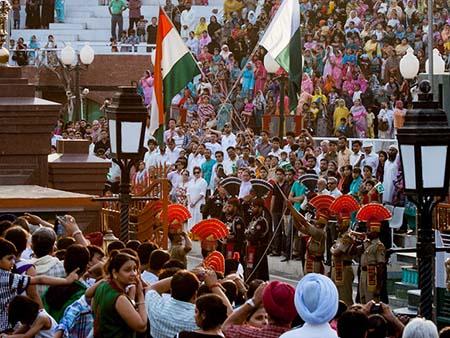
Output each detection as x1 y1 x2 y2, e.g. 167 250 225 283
333 260 353 267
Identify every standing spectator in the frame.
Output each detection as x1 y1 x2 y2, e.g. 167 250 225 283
109 0 127 41
147 17 158 45
55 0 64 22
139 70 153 107
25 0 39 29
187 167 207 231
128 0 141 30
12 0 20 29
41 0 55 29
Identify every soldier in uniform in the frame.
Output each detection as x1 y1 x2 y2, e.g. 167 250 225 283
329 195 361 306
359 222 386 303
330 216 359 306
202 184 228 219
221 198 246 262
356 203 390 304
244 198 271 282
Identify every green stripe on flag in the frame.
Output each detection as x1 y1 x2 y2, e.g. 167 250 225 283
162 53 200 111
276 28 302 112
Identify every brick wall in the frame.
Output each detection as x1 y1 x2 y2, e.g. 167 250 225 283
22 54 153 104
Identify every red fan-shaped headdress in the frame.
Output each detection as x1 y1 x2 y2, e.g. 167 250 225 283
356 203 392 232
191 218 229 241
309 195 335 224
329 195 360 219
166 204 191 232
203 251 225 273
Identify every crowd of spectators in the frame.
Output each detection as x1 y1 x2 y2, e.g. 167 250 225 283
0 212 449 338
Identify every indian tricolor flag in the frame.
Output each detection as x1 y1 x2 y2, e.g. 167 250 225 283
150 8 200 136
260 0 302 111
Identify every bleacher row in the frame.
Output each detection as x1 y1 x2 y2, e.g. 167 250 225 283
11 0 225 53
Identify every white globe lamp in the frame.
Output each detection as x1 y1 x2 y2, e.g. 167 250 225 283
400 47 420 79
80 43 95 65
61 44 76 66
425 48 446 74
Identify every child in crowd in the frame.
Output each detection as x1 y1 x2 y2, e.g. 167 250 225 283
0 238 78 332
136 16 147 42
7 295 58 338
110 38 118 53
126 29 140 52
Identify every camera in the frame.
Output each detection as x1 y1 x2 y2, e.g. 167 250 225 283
370 303 381 314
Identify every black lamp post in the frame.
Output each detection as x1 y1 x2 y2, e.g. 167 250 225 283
106 86 148 243
396 80 450 319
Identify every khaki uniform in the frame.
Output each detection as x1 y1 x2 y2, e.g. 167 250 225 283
301 223 326 274
331 231 356 306
359 238 386 303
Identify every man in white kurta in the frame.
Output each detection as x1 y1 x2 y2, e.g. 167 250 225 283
187 169 207 231
180 4 196 37
382 145 399 204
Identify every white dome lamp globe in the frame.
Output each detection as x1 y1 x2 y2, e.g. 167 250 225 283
400 47 420 79
264 53 280 74
425 48 446 74
60 44 76 66
80 43 95 65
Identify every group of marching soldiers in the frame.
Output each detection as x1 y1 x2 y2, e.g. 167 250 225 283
201 182 391 307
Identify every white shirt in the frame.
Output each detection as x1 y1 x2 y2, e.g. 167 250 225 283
350 151 364 167
280 322 338 338
205 142 222 159
329 188 343 197
223 157 238 175
268 148 282 159
361 152 379 174
282 144 292 153
238 180 253 199
149 152 171 168
168 170 182 195
166 146 181 165
144 148 160 168
187 153 205 174
142 271 159 284
221 133 237 151
172 134 184 148
107 160 121 182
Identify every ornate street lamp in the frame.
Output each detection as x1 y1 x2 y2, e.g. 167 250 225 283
106 86 147 242
60 43 95 121
396 80 450 319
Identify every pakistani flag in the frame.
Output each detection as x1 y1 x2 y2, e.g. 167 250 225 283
260 0 302 111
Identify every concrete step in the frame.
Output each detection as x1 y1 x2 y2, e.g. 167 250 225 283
394 281 419 300
397 252 416 265
49 23 87 30
394 306 418 317
11 29 79 43
69 10 95 18
388 295 409 308
407 289 420 310
77 30 111 41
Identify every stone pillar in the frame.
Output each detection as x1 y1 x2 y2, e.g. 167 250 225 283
48 139 111 231
0 67 60 186
48 139 111 196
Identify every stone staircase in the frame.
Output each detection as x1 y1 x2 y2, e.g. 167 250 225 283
11 0 224 52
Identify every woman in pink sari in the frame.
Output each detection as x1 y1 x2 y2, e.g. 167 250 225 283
254 60 267 94
355 73 368 93
350 99 368 137
331 50 343 89
301 73 314 95
139 70 154 107
342 73 355 96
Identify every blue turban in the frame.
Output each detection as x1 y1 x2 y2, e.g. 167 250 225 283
294 273 338 325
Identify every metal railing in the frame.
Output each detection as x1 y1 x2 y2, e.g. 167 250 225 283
8 43 156 66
